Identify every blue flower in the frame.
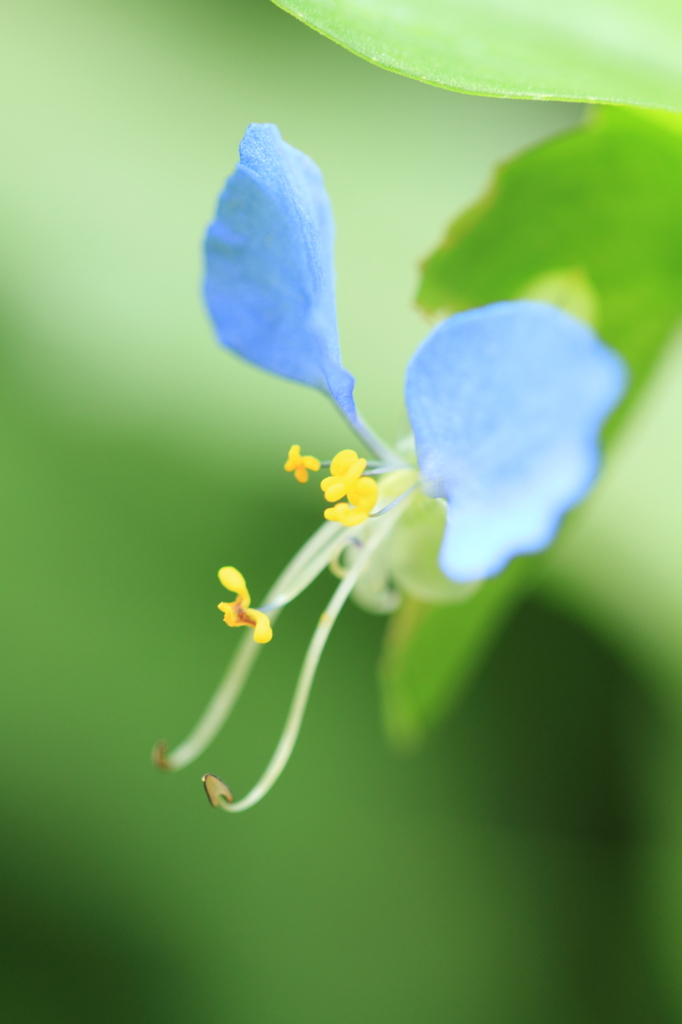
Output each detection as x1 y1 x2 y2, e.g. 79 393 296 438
155 123 627 814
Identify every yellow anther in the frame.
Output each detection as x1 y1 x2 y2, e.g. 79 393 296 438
324 474 378 526
329 449 361 477
218 566 250 604
217 565 273 644
284 444 321 483
320 449 367 503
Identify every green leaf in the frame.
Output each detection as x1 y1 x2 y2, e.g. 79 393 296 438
420 106 682 412
272 0 682 109
379 560 535 750
381 106 682 747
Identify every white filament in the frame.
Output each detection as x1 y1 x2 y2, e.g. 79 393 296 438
160 461 414 778
215 512 398 813
161 520 344 770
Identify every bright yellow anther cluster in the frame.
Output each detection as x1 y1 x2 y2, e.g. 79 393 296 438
284 444 321 483
320 449 378 526
217 566 272 644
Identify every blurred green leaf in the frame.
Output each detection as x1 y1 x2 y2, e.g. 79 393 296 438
420 107 682 395
380 560 535 749
272 0 682 109
382 106 682 747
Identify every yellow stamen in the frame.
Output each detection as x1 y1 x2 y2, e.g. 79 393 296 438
320 449 368 503
284 444 321 483
323 463 378 526
217 566 273 643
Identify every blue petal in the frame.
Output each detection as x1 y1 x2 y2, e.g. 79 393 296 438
405 301 628 582
204 123 356 421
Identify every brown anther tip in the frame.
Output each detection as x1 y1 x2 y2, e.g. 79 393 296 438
152 741 172 771
202 773 234 807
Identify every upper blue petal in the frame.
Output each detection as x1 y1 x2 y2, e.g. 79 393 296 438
203 123 356 421
405 301 628 583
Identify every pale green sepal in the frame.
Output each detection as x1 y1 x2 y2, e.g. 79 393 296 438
388 493 480 605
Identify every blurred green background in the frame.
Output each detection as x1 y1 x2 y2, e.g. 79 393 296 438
1 0 681 1021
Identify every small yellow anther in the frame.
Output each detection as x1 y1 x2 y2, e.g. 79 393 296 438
322 454 378 526
217 565 273 643
284 444 321 483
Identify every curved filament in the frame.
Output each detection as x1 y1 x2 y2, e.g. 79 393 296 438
155 520 345 771
208 513 398 813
